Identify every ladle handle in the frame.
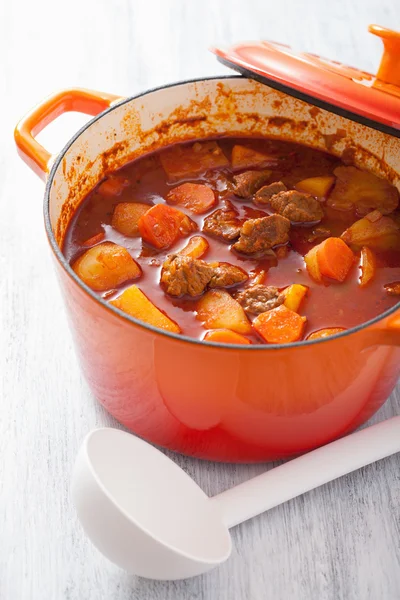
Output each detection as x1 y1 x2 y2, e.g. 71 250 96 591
212 417 400 529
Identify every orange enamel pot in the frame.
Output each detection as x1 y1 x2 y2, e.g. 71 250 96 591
15 78 400 462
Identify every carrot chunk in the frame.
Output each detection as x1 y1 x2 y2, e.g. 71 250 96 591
253 304 306 344
203 329 251 344
138 204 197 249
307 328 347 341
359 246 376 287
110 285 181 333
82 232 105 247
97 175 129 197
167 183 216 214
160 141 229 182
72 242 141 291
112 202 151 237
231 145 287 171
316 237 355 282
179 235 209 259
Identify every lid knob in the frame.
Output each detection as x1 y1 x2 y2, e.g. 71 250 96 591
369 24 400 87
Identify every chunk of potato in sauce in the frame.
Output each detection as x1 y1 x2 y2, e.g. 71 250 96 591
63 137 400 343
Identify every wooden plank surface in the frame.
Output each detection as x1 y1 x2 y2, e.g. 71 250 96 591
1 1 399 598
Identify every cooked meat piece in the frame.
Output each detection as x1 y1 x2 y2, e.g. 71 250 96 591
161 254 214 297
209 262 248 288
232 170 271 198
203 200 241 241
254 181 287 205
233 214 290 255
269 190 324 223
236 284 284 315
161 255 248 297
307 226 331 243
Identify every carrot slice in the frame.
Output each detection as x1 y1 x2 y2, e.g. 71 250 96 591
307 328 346 341
167 183 216 214
203 329 251 344
97 175 129 197
179 235 209 259
138 204 197 249
253 305 306 344
359 246 376 287
112 202 151 237
316 237 354 282
110 285 181 333
82 232 106 247
231 145 283 171
160 141 229 182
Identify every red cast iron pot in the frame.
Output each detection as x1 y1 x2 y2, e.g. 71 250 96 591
14 76 400 462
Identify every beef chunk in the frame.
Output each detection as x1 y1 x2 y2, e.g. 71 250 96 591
269 190 324 223
254 181 287 205
161 254 248 297
232 170 271 198
203 200 241 241
236 284 284 315
161 255 214 297
233 214 290 255
209 262 248 288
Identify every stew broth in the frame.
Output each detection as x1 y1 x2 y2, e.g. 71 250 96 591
63 137 400 344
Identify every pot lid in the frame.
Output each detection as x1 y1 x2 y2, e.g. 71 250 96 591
212 25 400 137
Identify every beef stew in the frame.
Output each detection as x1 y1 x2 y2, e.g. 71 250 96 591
63 137 400 345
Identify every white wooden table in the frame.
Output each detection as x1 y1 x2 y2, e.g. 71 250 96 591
1 1 400 598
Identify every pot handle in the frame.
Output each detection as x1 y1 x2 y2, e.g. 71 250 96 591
14 88 122 181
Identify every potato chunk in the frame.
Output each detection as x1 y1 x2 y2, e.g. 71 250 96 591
341 211 400 250
178 236 209 259
72 242 141 291
304 245 322 283
282 284 308 313
112 202 151 237
159 141 229 182
327 166 399 214
110 285 180 333
359 246 376 287
295 176 335 199
196 290 252 334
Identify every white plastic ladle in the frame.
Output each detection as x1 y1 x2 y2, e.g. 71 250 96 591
72 417 400 580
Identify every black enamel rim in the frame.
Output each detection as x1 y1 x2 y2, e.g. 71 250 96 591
43 75 400 350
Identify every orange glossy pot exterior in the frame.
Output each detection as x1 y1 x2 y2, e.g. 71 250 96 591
15 79 400 462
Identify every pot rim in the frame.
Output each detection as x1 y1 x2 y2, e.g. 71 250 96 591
44 75 400 350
